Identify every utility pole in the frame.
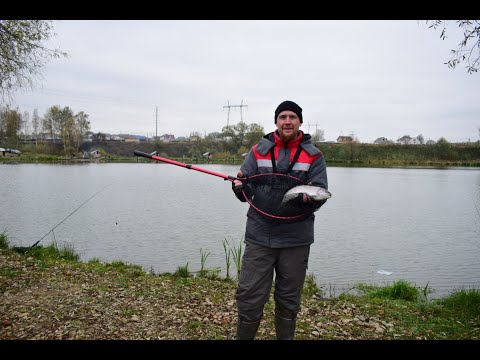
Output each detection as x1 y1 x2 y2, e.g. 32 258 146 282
223 100 248 126
239 99 246 122
155 106 158 139
224 100 230 127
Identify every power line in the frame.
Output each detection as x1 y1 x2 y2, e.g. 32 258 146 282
306 122 319 134
223 99 248 126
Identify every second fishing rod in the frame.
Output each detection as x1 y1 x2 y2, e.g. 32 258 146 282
23 183 111 253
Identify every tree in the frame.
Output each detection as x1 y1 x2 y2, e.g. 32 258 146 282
22 110 30 140
426 20 480 74
205 131 222 141
311 129 325 143
416 134 424 145
244 123 265 148
42 105 62 141
0 106 22 148
92 132 106 143
32 108 41 145
0 20 67 100
221 121 249 152
75 111 90 145
60 106 76 154
42 105 91 154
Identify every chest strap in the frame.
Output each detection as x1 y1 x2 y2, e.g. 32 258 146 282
270 146 303 174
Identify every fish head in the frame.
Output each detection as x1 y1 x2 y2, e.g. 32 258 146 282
309 187 332 201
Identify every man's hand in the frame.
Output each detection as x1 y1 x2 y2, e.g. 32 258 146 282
302 182 314 203
302 182 327 207
232 171 247 202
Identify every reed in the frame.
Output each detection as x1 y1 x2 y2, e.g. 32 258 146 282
230 239 243 281
222 238 231 280
197 248 221 280
199 248 210 273
222 237 244 281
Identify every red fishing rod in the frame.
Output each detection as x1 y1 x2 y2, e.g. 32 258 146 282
134 150 313 222
134 150 241 182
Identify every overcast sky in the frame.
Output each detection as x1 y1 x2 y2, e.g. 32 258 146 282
9 20 480 143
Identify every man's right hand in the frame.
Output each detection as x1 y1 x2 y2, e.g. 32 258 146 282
232 171 247 202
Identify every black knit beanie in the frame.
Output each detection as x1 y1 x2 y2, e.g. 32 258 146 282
274 100 303 123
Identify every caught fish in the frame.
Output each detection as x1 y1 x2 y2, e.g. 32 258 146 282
281 185 332 204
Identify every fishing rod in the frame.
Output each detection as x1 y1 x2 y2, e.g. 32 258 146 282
134 150 240 182
133 150 318 222
24 183 111 253
133 150 303 184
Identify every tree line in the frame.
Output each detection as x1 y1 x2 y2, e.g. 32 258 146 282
0 105 91 155
0 104 271 157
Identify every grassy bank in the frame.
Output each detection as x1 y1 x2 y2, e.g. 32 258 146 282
2 141 480 167
3 152 480 168
0 235 478 340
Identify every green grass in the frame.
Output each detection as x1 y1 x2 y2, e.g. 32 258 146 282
0 267 19 278
355 280 421 301
1 234 479 339
174 263 192 278
302 272 323 298
0 231 9 249
440 288 480 318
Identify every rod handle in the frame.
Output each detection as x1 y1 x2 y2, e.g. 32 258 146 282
134 150 153 159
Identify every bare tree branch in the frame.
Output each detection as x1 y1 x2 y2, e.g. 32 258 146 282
426 20 480 74
0 20 68 101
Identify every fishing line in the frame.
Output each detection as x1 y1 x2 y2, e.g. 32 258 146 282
24 183 112 253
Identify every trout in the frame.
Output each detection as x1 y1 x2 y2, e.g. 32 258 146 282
281 185 332 204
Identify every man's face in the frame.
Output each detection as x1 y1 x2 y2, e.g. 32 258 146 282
276 110 302 142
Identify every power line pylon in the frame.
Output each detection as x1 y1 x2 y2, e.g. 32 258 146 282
223 100 248 126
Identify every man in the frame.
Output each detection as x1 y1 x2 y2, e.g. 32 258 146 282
232 100 328 340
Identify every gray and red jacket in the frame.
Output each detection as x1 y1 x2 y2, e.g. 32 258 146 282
237 130 328 248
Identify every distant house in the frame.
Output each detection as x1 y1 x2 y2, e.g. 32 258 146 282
159 134 175 142
91 150 101 158
83 150 101 159
337 136 354 143
426 139 436 145
374 137 390 144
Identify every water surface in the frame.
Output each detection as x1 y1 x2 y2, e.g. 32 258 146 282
1 163 479 298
